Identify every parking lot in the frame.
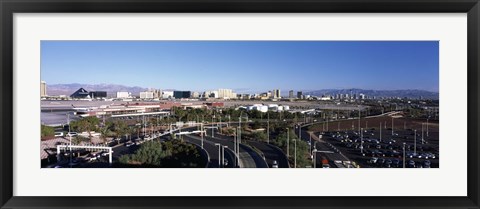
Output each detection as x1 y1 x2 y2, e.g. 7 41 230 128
316 120 439 168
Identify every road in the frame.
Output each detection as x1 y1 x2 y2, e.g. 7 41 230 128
246 140 289 168
204 132 269 168
182 134 235 168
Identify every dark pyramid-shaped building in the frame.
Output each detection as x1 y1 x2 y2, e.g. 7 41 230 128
70 88 90 99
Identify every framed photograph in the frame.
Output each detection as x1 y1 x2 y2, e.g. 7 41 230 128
1 0 479 208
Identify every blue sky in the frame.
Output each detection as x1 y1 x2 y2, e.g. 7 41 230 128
41 41 439 93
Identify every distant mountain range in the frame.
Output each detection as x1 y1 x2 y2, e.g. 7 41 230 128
304 88 439 99
46 84 439 99
47 83 148 96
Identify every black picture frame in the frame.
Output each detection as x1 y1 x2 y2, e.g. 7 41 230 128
1 0 479 208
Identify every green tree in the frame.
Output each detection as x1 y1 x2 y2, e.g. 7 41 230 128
70 116 100 135
118 140 203 168
41 125 55 138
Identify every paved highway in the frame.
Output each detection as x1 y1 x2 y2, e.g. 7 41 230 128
182 134 235 168
246 141 289 168
204 132 269 168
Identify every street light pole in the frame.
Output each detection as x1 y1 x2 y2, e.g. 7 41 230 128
294 138 297 168
426 118 429 137
143 114 146 137
422 123 424 144
215 143 221 168
358 110 361 133
309 133 312 155
212 115 215 138
380 122 382 142
414 129 417 155
201 123 204 149
298 124 301 142
222 145 227 168
403 142 406 168
267 112 270 144
239 114 242 144
234 128 237 167
360 128 364 154
312 148 317 168
391 117 394 136
287 128 289 158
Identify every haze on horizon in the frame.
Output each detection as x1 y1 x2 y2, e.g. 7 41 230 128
41 41 439 93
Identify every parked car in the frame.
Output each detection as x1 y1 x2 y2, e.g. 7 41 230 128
101 151 113 156
54 132 64 137
67 132 78 137
425 153 436 159
407 160 416 168
423 160 431 168
376 158 386 166
392 159 401 168
384 159 392 168
224 159 229 167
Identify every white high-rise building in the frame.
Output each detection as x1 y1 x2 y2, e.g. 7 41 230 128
192 92 200 98
140 91 154 99
40 81 47 97
204 90 219 98
218 88 236 99
148 88 162 99
162 91 174 99
116 92 132 98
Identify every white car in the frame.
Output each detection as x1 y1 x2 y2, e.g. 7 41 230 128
54 132 64 137
67 132 78 137
101 152 111 156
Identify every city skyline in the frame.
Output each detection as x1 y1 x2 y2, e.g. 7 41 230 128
41 41 439 93
42 82 440 99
